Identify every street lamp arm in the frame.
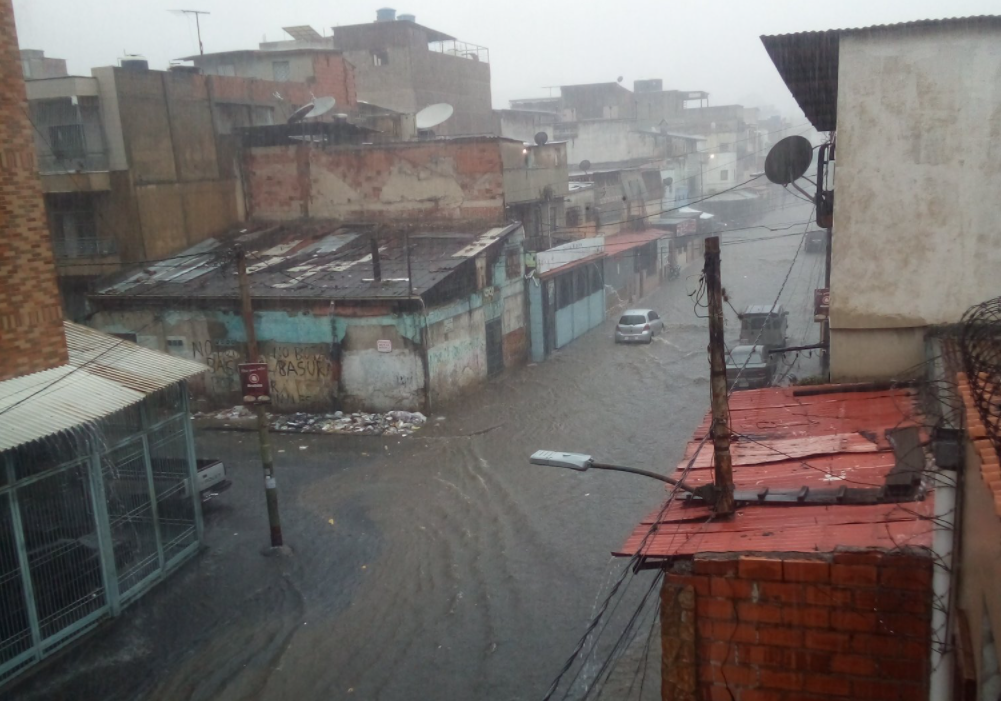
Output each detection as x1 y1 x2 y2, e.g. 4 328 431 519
590 462 705 497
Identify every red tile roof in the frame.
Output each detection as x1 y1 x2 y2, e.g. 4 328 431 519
602 229 664 257
616 385 935 559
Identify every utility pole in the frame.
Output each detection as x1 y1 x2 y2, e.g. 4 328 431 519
177 9 210 55
704 236 735 516
235 246 284 548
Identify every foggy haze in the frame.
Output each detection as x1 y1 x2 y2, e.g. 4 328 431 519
12 0 1000 116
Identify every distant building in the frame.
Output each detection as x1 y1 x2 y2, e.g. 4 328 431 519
23 58 327 318
239 133 568 251
19 48 66 79
332 10 493 136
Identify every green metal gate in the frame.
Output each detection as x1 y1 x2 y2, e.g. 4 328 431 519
0 388 203 686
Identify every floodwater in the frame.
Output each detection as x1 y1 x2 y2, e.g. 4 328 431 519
13 199 823 701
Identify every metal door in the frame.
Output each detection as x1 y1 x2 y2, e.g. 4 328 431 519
485 318 503 378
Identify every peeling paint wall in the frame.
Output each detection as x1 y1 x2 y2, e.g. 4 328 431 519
246 139 508 223
831 24 1001 379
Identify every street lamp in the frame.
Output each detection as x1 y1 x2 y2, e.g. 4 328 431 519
529 450 716 501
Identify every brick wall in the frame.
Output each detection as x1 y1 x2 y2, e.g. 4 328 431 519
0 0 68 381
310 54 357 110
664 551 933 701
246 139 507 223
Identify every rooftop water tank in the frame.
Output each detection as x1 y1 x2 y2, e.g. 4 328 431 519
398 13 416 22
376 8 396 22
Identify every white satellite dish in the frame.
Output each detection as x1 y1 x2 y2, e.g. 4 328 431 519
415 103 454 130
304 96 336 119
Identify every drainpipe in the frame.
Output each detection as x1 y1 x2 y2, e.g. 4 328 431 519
416 296 432 414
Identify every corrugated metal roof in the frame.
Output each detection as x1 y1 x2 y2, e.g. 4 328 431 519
93 222 519 303
615 385 934 559
760 16 1001 132
603 229 664 257
0 323 206 452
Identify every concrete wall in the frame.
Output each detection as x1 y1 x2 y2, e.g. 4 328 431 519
494 109 558 142
546 120 669 170
0 0 68 380
246 139 508 223
90 305 427 412
560 84 636 121
830 24 1001 381
500 141 569 205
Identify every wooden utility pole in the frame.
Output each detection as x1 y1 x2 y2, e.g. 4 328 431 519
704 237 735 516
235 246 284 548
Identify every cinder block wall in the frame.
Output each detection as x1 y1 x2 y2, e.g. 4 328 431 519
0 0 67 380
662 551 932 701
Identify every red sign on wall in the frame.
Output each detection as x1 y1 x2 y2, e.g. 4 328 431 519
239 363 271 404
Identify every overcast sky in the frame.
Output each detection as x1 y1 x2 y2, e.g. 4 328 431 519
12 0 1000 116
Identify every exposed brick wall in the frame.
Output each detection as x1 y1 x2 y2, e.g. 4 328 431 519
310 54 357 110
664 551 933 701
0 0 67 380
245 139 507 223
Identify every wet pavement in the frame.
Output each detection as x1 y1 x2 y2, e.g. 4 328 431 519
12 200 823 701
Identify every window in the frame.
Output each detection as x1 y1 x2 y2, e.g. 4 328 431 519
166 338 185 355
371 49 389 66
47 192 109 259
251 106 275 126
272 61 291 82
720 169 729 181
506 249 522 280
50 124 86 159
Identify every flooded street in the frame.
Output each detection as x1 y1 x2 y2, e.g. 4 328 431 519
14 200 822 701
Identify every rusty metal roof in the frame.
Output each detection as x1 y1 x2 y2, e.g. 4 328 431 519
0 323 206 451
93 222 520 303
616 385 934 560
603 229 664 258
760 16 1001 132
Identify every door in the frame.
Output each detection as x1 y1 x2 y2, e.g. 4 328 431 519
485 318 503 378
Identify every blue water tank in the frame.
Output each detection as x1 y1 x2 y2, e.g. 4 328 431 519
376 8 396 22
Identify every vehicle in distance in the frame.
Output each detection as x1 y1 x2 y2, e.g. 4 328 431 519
614 309 664 344
726 345 774 390
738 304 788 351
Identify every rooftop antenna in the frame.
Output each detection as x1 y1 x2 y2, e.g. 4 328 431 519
173 9 210 55
305 96 336 119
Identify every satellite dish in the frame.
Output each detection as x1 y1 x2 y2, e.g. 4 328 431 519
765 135 813 185
415 103 454 130
534 131 548 146
305 96 336 119
616 76 623 83
580 159 591 173
287 103 314 124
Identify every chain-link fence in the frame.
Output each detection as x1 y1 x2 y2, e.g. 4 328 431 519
0 387 202 687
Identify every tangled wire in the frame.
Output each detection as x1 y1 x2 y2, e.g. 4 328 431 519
959 296 1001 454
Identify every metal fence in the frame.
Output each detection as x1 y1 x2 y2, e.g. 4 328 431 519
0 385 202 686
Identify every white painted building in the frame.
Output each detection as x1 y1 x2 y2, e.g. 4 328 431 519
763 17 1001 381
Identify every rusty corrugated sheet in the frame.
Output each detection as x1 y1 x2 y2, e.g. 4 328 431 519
0 324 207 452
617 385 934 559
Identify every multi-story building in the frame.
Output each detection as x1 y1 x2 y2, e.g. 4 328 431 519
23 55 335 318
187 11 492 137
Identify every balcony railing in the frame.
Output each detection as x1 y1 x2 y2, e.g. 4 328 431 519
52 236 117 260
428 39 489 63
37 151 109 175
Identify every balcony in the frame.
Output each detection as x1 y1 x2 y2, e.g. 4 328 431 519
52 235 117 260
38 150 110 175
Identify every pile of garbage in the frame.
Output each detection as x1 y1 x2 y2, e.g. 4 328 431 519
194 407 427 437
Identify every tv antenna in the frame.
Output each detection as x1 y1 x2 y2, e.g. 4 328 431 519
173 9 210 55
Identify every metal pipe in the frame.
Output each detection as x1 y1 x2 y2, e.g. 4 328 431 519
590 461 703 497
